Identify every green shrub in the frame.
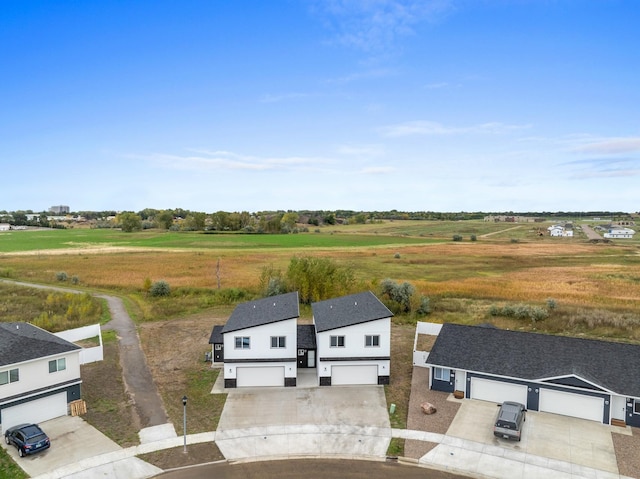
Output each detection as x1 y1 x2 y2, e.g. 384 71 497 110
452 234 463 241
470 234 477 242
71 275 80 285
56 271 68 282
149 280 171 297
546 298 557 310
416 296 431 315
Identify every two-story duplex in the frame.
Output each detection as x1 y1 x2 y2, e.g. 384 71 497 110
313 291 392 386
222 292 299 388
0 322 82 432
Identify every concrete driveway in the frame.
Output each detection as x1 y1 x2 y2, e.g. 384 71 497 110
215 385 392 460
444 399 621 474
1 415 160 479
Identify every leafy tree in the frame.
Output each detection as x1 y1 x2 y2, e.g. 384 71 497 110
156 210 174 229
117 212 142 232
183 212 206 230
286 256 354 304
380 278 415 313
281 212 299 230
323 213 336 225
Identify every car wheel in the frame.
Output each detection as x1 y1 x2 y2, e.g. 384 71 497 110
4 436 9 445
18 448 24 457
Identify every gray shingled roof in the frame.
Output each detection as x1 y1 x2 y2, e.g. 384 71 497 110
0 322 80 367
297 324 317 349
208 325 224 344
312 291 393 333
427 323 640 398
222 292 300 334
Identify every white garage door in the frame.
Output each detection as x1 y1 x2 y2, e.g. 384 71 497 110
1 392 67 433
470 377 528 405
539 389 603 422
332 365 378 386
236 366 284 387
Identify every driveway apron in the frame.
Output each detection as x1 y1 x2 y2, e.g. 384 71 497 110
98 294 169 428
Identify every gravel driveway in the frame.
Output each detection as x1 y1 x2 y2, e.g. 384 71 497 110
404 366 460 459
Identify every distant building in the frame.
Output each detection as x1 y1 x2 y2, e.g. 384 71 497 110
50 205 70 214
604 227 635 239
548 224 573 237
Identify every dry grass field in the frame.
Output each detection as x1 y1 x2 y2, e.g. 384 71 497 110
2 222 640 462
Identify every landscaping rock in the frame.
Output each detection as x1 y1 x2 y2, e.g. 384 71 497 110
421 402 437 415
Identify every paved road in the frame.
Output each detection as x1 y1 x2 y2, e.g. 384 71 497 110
155 459 472 479
98 294 169 428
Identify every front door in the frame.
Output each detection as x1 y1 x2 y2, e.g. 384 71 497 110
611 396 626 422
307 350 315 368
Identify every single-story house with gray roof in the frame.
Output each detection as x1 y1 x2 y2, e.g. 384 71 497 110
426 323 640 426
221 292 300 388
313 291 392 386
0 322 82 433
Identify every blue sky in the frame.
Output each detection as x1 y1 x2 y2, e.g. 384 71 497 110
1 0 638 213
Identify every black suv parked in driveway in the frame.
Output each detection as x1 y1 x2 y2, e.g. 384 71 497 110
493 401 526 441
4 423 50 457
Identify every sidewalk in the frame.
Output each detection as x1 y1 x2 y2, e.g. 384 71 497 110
33 426 636 479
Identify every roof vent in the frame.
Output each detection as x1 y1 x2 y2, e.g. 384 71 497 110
273 302 276 306
355 302 358 306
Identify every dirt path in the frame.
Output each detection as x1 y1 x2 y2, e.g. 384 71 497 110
1 279 169 430
480 225 522 237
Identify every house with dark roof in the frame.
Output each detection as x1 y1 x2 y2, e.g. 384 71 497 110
0 322 82 433
426 323 640 427
221 292 300 388
312 291 393 386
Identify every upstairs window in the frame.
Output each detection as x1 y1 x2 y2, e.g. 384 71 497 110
235 336 250 349
0 368 19 385
49 358 66 373
634 399 640 415
271 336 286 348
330 335 345 347
365 335 380 347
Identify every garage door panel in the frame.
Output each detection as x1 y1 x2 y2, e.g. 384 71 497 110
539 388 603 422
470 377 528 405
2 392 67 433
236 366 284 387
332 365 378 386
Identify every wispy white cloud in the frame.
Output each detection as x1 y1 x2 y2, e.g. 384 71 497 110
424 81 449 89
311 0 454 52
379 120 531 137
140 150 328 172
259 92 312 103
572 137 640 154
336 144 384 156
361 165 395 174
563 158 640 179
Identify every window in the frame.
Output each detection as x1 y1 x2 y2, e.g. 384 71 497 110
271 336 286 348
365 335 380 347
433 367 450 382
0 368 19 385
330 335 345 347
634 399 640 415
49 358 66 373
235 336 250 349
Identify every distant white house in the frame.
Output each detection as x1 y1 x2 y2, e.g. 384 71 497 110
0 224 10 231
604 227 635 239
548 225 573 237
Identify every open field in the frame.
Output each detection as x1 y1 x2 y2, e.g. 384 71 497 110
2 220 640 465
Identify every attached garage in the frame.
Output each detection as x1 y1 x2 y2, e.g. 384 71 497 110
470 377 528 405
236 366 285 387
331 365 378 386
539 388 604 422
1 392 68 433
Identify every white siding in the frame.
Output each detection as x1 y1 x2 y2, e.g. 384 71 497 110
316 318 390 360
331 365 378 385
223 318 297 362
236 366 285 387
0 353 81 399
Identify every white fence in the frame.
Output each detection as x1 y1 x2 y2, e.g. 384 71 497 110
413 321 442 367
54 323 103 364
